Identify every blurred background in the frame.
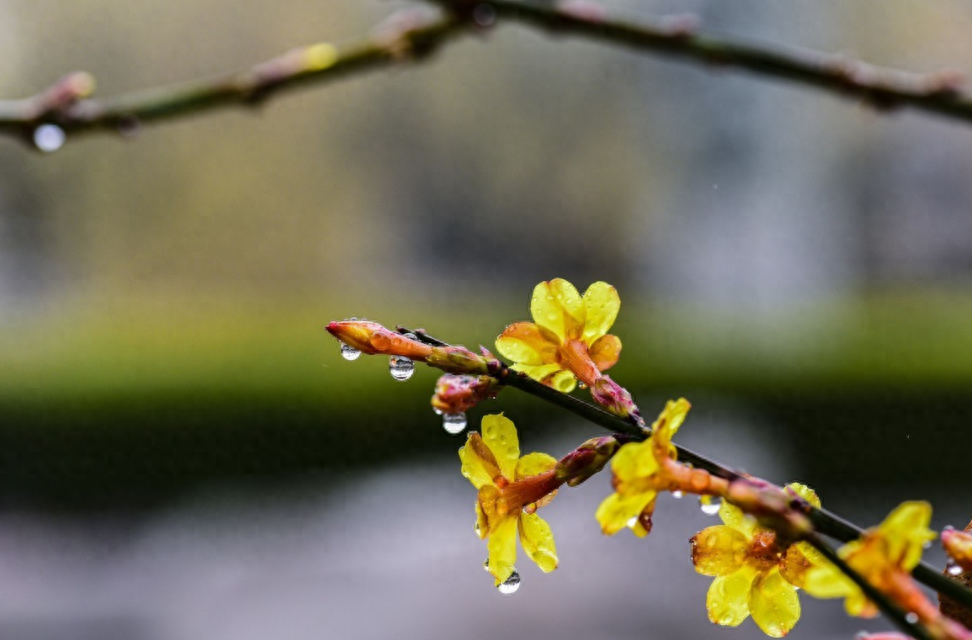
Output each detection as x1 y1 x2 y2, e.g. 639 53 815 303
1 0 971 637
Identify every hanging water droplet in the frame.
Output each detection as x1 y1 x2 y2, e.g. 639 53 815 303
389 355 414 381
443 412 467 435
578 381 587 390
433 407 443 416
948 560 964 576
340 343 361 360
700 496 721 516
672 490 684 499
33 124 66 152
905 612 919 624
497 570 521 595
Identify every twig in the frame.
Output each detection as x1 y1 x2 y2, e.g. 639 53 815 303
397 325 972 614
0 13 463 143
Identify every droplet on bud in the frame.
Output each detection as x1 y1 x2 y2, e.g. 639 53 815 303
341 343 361 360
497 569 520 595
904 612 919 624
672 490 684 499
443 412 467 435
33 124 66 152
947 560 964 576
700 496 721 515
389 355 414 381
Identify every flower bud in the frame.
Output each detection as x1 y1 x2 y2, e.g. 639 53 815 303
590 376 641 421
555 436 619 487
431 374 501 414
326 320 432 359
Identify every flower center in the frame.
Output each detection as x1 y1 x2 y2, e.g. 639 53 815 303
748 531 783 570
557 339 600 387
495 469 562 517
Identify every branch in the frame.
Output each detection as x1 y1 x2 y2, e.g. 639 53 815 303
0 12 464 145
399 325 972 615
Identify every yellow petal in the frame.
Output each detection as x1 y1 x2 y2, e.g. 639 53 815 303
595 490 656 536
801 561 854 600
707 565 757 627
475 500 488 539
487 515 518 585
845 591 879 619
477 484 503 536
459 432 501 489
611 440 658 482
531 279 585 341
719 500 757 537
691 525 749 576
780 541 827 589
749 569 801 637
879 501 935 570
589 334 622 372
518 512 558 573
652 398 691 439
581 281 620 344
544 368 577 393
515 452 558 481
496 322 560 366
785 483 821 508
481 414 519 480
512 362 563 381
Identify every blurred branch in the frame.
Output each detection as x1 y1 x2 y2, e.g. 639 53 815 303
0 12 463 145
399 324 972 614
5 1 972 147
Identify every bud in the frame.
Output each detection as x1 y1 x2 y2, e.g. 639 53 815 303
555 436 620 487
326 320 432 359
590 376 641 421
431 374 500 414
943 526 972 574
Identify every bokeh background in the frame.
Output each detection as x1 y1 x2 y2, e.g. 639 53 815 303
1 0 971 638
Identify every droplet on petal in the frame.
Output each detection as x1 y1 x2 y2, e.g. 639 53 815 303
700 495 721 516
626 516 638 528
33 124 66 152
389 355 414 381
443 412 467 435
497 569 521 595
341 343 361 360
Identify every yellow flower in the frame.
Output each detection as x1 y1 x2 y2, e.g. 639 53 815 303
595 399 690 537
459 414 561 585
495 279 622 393
802 501 936 618
691 483 823 637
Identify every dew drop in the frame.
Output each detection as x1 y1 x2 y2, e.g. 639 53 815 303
948 560 964 576
472 3 496 27
433 407 443 416
700 496 721 516
389 355 414 381
33 124 66 152
626 516 638 528
340 343 361 360
854 631 871 640
905 612 919 624
672 490 684 499
497 570 521 595
443 412 467 435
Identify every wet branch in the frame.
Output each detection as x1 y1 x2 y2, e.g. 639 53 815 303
399 325 972 615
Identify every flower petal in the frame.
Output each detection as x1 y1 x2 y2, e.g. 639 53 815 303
459 432 501 489
707 565 757 628
475 500 488 539
595 490 656 535
750 569 801 637
481 414 520 480
691 525 749 577
581 281 620 344
496 322 561 366
611 440 658 483
802 561 854 599
652 398 691 440
487 515 519 585
544 368 577 393
785 483 821 508
880 501 935 570
518 512 558 573
515 452 558 481
531 279 585 341
512 362 563 380
719 500 757 537
589 334 622 372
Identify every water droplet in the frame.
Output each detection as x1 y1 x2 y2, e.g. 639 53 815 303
33 124 66 152
482 558 489 571
948 560 964 576
433 407 443 416
341 343 361 360
905 612 919 624
626 516 638 528
443 412 467 435
472 3 496 27
116 114 141 138
855 631 871 640
389 355 414 381
700 496 721 516
923 540 933 549
497 570 521 595
578 381 587 390
672 490 684 499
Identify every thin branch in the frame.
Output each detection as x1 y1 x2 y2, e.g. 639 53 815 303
398 325 972 614
0 13 463 143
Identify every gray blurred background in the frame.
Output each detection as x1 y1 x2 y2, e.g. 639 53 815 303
1 0 971 638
